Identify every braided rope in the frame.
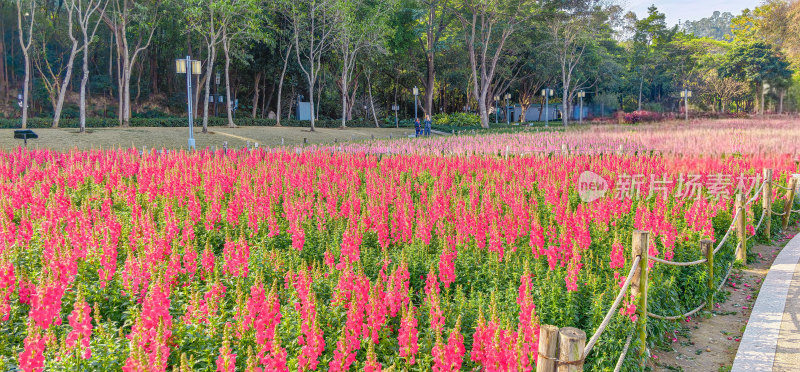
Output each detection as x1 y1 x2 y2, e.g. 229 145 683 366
649 256 707 266
647 253 739 321
744 183 765 206
535 353 585 365
713 222 735 255
774 183 792 191
716 262 736 293
583 256 642 359
773 211 788 216
613 332 635 372
754 209 767 233
648 301 707 321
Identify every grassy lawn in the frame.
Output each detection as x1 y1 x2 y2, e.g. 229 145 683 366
0 126 417 151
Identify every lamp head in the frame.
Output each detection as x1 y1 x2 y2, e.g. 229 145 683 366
191 60 201 75
175 59 187 74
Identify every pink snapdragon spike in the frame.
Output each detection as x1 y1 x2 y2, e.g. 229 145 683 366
0 260 15 321
620 294 638 322
18 322 47 372
66 296 93 359
398 305 419 365
216 323 237 372
517 271 540 369
291 268 325 371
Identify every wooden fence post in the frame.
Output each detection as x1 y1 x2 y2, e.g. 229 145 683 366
702 240 713 310
631 230 649 367
557 327 586 372
736 194 746 262
537 324 560 372
764 168 773 241
782 177 797 231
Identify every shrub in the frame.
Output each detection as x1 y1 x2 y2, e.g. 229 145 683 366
432 112 481 127
623 110 665 124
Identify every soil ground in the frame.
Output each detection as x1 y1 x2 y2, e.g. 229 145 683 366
652 229 798 372
0 126 417 152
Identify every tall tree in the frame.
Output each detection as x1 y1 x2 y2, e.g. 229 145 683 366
548 5 596 125
719 41 793 114
185 0 229 133
102 0 163 126
416 0 453 117
68 0 108 132
453 0 535 128
34 2 81 128
219 0 265 127
335 0 393 127
284 0 339 131
15 0 36 128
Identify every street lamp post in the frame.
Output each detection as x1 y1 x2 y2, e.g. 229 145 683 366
413 86 419 121
494 95 499 124
577 91 586 124
542 88 553 127
176 56 201 150
680 89 692 121
504 93 511 125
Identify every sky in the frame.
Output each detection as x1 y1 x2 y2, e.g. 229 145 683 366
628 0 761 25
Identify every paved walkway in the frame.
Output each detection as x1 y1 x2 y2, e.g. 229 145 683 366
732 233 800 372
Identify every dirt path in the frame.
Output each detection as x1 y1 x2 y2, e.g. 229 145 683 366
652 230 798 372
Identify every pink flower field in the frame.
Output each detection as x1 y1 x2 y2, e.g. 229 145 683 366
0 120 798 371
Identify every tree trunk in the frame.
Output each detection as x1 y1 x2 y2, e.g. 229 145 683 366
561 84 569 126
478 98 489 128
308 75 316 131
340 62 348 128
0 21 6 106
149 44 158 94
538 98 544 121
262 82 274 119
21 57 30 129
424 54 435 116
519 104 528 123
637 75 643 112
223 35 234 128
367 71 379 127
80 35 90 132
17 1 35 129
202 45 216 133
52 39 79 128
251 71 261 118
287 86 295 121
275 43 292 126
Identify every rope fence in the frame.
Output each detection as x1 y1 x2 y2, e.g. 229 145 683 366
613 332 635 372
648 301 707 321
535 169 799 371
583 256 642 358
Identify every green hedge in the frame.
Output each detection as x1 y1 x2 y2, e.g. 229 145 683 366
432 112 481 127
0 117 380 129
